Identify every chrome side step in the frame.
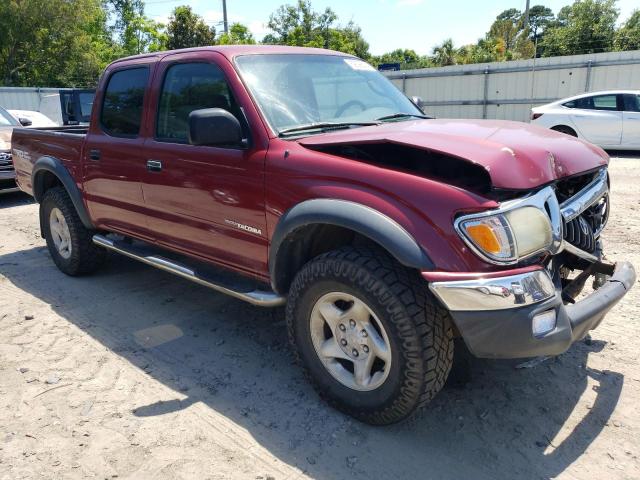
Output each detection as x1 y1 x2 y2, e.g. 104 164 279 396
92 234 286 307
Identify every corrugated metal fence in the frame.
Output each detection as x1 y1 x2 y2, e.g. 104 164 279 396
0 87 62 111
383 50 640 122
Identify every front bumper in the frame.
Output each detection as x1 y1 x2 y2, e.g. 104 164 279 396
428 261 636 359
0 150 16 187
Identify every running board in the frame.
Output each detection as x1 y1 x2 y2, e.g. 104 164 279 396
92 234 285 307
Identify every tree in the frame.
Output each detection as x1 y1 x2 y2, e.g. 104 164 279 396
527 5 554 42
263 1 370 58
541 0 618 56
432 39 457 66
486 8 535 60
166 5 215 50
109 0 143 54
217 23 256 45
108 0 166 55
456 39 501 64
0 0 113 87
614 9 640 51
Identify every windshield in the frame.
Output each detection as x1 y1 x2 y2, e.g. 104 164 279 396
0 106 19 127
235 54 423 135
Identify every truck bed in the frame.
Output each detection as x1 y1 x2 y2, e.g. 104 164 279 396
11 126 88 196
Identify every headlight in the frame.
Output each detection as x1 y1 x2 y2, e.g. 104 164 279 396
457 206 553 263
0 140 8 150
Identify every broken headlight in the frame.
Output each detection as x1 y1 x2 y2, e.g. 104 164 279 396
456 206 553 264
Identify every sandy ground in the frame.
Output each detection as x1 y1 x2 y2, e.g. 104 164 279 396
1 155 639 480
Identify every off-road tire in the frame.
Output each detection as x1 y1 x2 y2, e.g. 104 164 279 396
41 186 106 276
286 246 454 425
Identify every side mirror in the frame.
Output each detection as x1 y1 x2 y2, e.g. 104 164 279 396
410 96 423 108
188 108 243 147
18 117 32 127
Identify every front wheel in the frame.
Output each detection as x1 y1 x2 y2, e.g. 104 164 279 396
286 247 454 425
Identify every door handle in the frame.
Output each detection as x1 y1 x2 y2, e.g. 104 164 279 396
146 159 162 172
89 149 101 161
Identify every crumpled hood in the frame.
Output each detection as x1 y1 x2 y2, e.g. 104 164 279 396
0 127 12 151
298 119 608 190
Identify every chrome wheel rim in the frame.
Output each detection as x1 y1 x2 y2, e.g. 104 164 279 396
49 207 72 259
310 292 392 391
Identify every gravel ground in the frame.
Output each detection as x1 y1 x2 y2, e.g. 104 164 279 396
1 155 639 480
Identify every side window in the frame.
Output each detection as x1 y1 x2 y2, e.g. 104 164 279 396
622 94 640 112
591 94 618 111
156 62 242 143
101 67 149 137
564 97 593 109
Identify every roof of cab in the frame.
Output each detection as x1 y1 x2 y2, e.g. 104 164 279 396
108 45 354 67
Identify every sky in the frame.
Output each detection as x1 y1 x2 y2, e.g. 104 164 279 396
144 0 639 56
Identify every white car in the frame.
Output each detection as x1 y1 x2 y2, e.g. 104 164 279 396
8 109 59 128
531 90 640 150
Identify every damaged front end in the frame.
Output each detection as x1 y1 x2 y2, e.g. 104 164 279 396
427 167 636 359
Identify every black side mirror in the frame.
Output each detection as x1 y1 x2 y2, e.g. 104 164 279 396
18 117 32 127
188 108 243 147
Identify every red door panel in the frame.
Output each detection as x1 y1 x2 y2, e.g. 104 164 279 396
140 51 269 277
83 62 156 241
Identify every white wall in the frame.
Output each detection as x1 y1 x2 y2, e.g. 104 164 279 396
384 50 640 122
0 87 63 124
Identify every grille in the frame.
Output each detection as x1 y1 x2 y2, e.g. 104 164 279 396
0 152 14 172
555 170 599 203
562 194 608 254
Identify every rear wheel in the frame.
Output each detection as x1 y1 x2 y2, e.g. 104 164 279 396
551 125 578 137
286 247 454 425
41 186 106 275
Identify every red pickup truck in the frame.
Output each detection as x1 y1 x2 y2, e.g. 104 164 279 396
11 46 635 425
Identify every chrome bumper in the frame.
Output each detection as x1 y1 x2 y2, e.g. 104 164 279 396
429 262 635 359
429 269 556 311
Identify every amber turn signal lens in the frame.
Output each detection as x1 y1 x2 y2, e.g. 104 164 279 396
465 224 502 255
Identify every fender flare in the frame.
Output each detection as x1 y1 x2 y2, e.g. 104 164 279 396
31 156 95 230
269 199 434 293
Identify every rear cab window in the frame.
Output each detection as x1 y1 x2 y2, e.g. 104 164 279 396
100 67 150 137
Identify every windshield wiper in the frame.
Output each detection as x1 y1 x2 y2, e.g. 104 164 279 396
278 121 380 137
375 113 431 122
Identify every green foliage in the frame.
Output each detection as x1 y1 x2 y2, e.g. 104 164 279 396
614 9 640 50
0 0 114 87
541 0 618 56
432 39 457 66
370 49 432 69
528 5 554 42
2 0 640 85
166 5 216 50
218 23 256 45
262 0 370 58
109 0 166 55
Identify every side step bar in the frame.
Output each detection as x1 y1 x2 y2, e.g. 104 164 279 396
92 234 286 307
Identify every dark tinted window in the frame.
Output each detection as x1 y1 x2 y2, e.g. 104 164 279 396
156 62 241 142
79 92 95 118
563 97 595 109
565 94 620 111
101 67 149 137
622 94 640 112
